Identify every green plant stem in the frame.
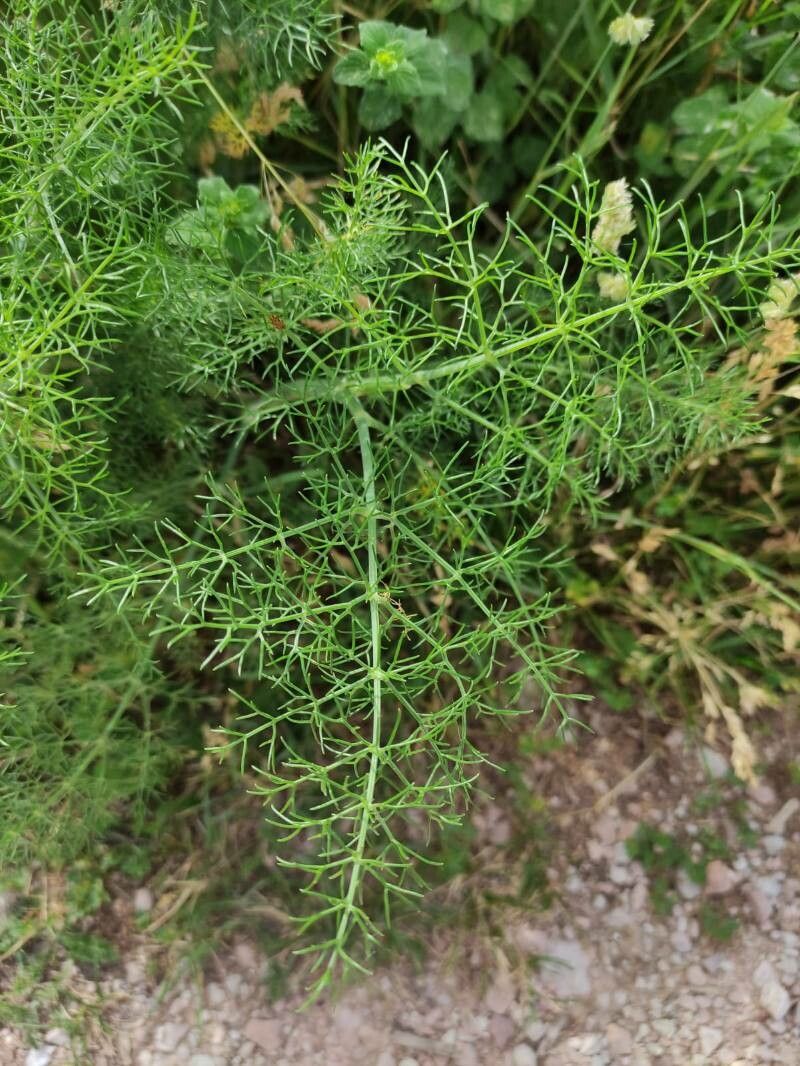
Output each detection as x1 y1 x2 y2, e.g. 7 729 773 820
328 396 383 972
242 258 785 426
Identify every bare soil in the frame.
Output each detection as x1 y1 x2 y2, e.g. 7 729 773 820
3 702 799 1066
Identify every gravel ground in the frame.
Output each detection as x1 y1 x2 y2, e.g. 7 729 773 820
3 706 799 1065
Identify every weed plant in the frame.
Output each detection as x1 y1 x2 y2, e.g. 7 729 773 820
2 0 799 994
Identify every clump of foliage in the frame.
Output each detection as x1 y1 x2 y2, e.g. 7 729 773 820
2 0 799 997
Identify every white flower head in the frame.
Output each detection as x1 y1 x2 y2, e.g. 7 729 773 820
760 274 800 326
592 178 636 255
609 12 654 47
598 271 629 301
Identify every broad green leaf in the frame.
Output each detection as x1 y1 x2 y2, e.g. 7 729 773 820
359 84 403 129
479 0 535 23
413 97 462 148
672 87 729 134
413 39 449 96
463 89 505 141
441 51 474 111
333 49 371 87
387 60 424 98
512 133 546 173
197 175 233 208
359 20 402 54
444 13 489 56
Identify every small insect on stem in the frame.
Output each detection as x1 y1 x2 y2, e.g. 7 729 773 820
268 313 286 330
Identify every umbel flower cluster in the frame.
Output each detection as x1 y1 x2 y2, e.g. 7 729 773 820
609 11 654 47
593 178 636 300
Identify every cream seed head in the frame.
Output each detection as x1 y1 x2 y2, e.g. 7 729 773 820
592 178 636 255
598 271 630 301
609 12 654 47
760 274 800 326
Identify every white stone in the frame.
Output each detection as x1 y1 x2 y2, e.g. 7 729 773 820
767 798 800 834
763 835 786 855
749 782 777 806
513 925 548 955
761 980 791 1020
153 1023 189 1054
677 869 702 901
609 864 632 886
190 1056 221 1066
0 890 15 928
748 886 773 925
44 1029 69 1047
132 887 154 913
244 1018 282 1051
524 1021 547 1044
25 1051 53 1066
705 860 737 896
700 746 729 779
484 969 516 1013
607 907 632 929
612 841 631 864
124 959 146 984
699 1027 723 1056
630 880 648 911
653 1019 676 1039
671 930 692 953
565 873 583 894
206 1022 226 1045
233 941 259 970
753 960 777 987
755 875 782 898
510 1045 538 1066
539 939 592 997
606 1023 633 1055
206 982 226 1007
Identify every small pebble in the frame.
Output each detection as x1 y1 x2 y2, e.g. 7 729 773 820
705 860 738 896
767 798 800 834
206 982 226 1008
44 1030 69 1048
700 747 729 780
671 930 692 953
749 782 777 806
606 1023 633 1055
609 864 632 886
510 1045 538 1066
699 1026 723 1056
153 1023 189 1054
677 869 702 901
763 835 786 856
760 980 791 1021
25 1051 53 1066
132 887 154 914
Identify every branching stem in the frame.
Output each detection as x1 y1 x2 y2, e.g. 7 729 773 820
328 396 383 968
242 254 788 425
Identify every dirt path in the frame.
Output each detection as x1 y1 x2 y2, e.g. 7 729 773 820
4 705 799 1065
